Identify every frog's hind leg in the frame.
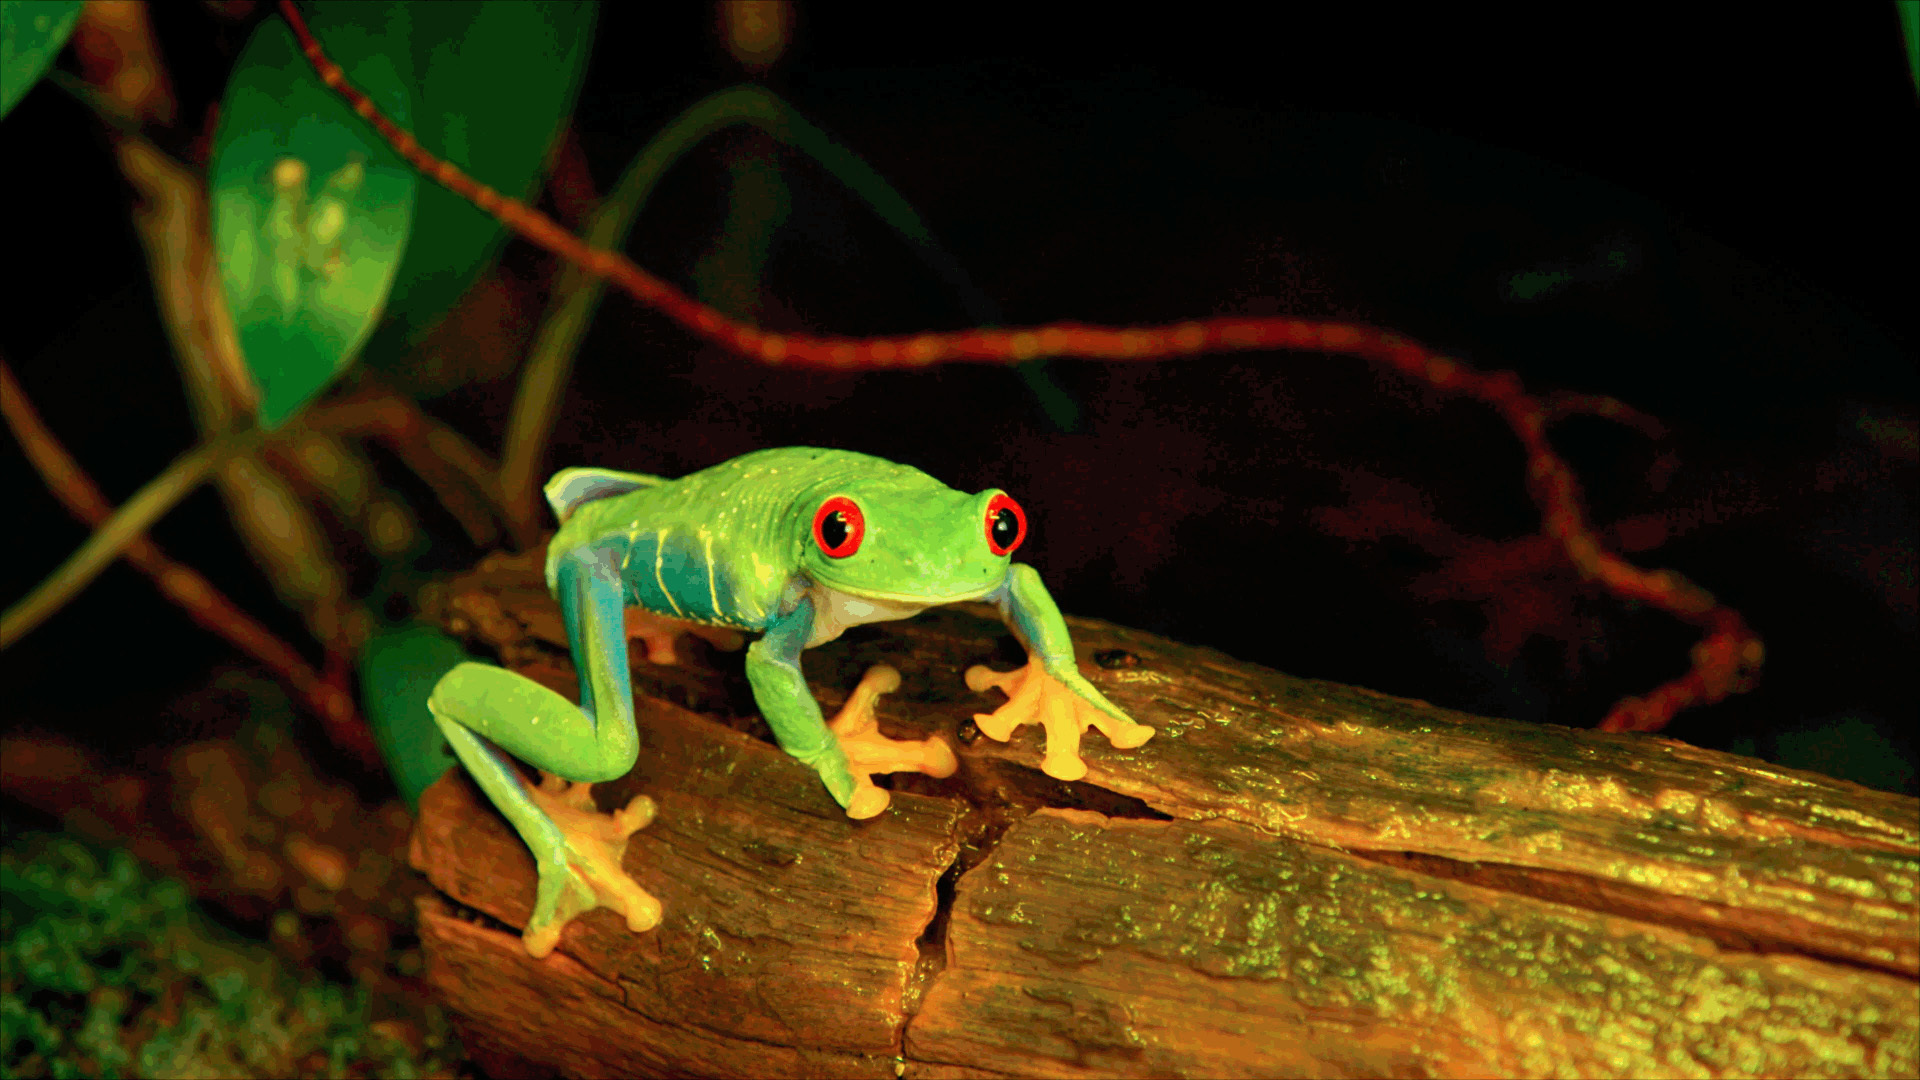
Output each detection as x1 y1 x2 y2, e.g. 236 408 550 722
429 687 658 958
426 545 661 957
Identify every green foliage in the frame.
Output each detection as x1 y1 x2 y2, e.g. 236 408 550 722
1 827 457 1079
693 142 791 321
1730 712 1919 795
358 625 470 809
212 1 595 424
211 4 419 429
0 0 81 121
1901 2 1920 97
365 0 596 367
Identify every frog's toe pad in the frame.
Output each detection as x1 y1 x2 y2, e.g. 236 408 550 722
831 666 957 780
1104 720 1157 750
523 779 662 956
969 661 1150 776
1040 752 1090 782
845 785 892 820
965 665 1035 742
611 792 658 838
922 734 959 779
616 882 664 932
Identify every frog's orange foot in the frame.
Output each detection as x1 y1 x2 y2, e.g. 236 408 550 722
624 608 747 665
829 664 959 820
521 773 661 958
966 662 1154 781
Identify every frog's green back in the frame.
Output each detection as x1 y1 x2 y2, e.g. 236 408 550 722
540 448 966 616
545 467 667 524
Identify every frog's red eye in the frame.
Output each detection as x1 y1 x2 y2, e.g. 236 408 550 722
812 496 864 558
984 493 1026 556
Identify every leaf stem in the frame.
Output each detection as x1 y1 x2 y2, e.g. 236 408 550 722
0 420 263 650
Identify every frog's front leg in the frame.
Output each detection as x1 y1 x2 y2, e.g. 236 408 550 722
747 597 957 819
427 546 660 958
968 563 1155 781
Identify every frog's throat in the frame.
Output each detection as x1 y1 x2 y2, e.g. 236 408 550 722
803 578 1003 649
806 577 1002 607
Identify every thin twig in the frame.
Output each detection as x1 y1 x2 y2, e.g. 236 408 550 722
277 0 1761 732
0 358 369 752
1541 391 1668 440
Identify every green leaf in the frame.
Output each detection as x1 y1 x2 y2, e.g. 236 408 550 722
1772 713 1916 794
358 624 470 808
692 140 790 321
211 3 418 428
363 0 596 375
0 0 81 121
1901 1 1920 98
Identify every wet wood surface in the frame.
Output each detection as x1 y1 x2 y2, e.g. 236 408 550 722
411 550 1918 1078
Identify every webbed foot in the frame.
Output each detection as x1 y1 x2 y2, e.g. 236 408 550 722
520 774 661 958
829 665 959 820
966 662 1155 781
624 607 747 665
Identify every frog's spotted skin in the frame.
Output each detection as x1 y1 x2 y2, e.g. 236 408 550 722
428 446 1153 955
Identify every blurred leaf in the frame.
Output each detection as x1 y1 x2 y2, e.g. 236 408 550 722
1900 1 1919 97
211 3 418 428
359 624 468 808
0 0 81 120
693 137 790 320
361 0 596 383
1773 713 1916 794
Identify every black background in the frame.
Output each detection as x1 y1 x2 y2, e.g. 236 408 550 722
4 5 1914 793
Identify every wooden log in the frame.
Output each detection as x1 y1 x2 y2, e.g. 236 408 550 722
412 550 1918 1078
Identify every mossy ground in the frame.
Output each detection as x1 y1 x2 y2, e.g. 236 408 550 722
1 821 464 1080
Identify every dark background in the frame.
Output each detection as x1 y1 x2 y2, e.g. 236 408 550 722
4 5 1915 794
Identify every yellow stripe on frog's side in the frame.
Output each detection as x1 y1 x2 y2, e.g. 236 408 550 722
703 532 721 618
652 528 685 617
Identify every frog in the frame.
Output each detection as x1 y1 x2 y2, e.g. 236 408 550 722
426 446 1155 956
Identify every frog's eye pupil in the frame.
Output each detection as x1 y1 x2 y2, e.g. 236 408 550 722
812 496 864 557
983 493 1027 556
992 509 1018 547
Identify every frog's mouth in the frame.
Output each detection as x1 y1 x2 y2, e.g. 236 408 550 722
806 559 1007 607
818 580 1001 606
803 578 1004 649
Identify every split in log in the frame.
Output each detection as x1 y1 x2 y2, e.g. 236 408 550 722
413 549 1918 1079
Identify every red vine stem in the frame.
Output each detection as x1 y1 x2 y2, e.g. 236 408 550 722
0 358 376 760
277 1 1761 732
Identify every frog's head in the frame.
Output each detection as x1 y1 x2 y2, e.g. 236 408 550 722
796 465 1026 604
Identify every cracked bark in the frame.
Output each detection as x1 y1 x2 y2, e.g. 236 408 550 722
412 550 1918 1079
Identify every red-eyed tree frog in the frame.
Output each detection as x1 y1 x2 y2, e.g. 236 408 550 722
426 446 1155 956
